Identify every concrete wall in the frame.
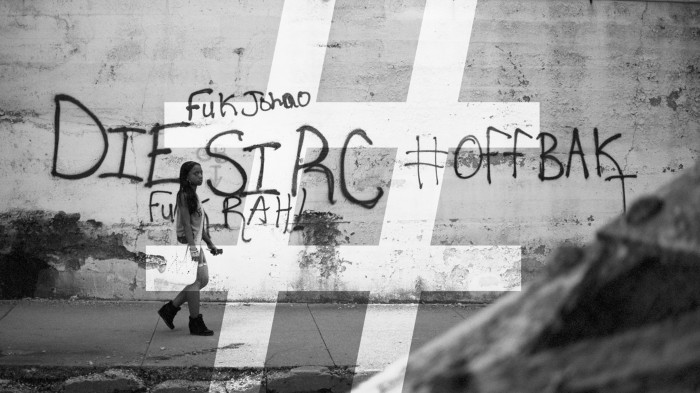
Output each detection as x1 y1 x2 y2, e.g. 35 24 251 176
0 0 698 301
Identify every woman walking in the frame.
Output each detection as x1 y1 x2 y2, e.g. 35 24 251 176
158 161 222 336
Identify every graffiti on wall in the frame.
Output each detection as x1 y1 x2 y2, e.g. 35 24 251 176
52 92 637 244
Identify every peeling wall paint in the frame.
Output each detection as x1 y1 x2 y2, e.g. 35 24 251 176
0 211 164 299
0 0 698 301
296 211 352 279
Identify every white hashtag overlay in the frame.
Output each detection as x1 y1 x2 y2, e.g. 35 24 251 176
146 0 539 382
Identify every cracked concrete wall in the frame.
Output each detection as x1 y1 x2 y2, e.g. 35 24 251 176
0 0 698 301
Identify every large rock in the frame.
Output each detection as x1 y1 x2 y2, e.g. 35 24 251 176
356 161 700 392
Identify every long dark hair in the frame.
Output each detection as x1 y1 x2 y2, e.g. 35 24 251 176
177 161 201 216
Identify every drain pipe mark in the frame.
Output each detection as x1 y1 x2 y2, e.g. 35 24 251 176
140 317 160 368
307 304 337 367
0 304 16 323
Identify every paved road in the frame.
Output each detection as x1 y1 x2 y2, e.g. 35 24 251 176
0 299 485 392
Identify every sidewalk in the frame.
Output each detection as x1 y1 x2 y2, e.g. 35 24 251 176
0 299 484 392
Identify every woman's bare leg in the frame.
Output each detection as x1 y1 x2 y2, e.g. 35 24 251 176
172 249 209 318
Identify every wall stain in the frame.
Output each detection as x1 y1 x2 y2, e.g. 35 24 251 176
0 210 165 299
93 42 142 85
452 150 533 169
414 276 425 296
0 109 40 124
520 243 556 284
296 211 351 279
665 88 683 111
201 47 220 59
649 88 683 111
532 244 547 255
495 45 530 88
95 64 118 84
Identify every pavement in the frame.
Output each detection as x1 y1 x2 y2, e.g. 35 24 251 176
0 299 485 392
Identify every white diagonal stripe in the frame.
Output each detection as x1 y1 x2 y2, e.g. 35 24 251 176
266 0 337 96
408 0 478 103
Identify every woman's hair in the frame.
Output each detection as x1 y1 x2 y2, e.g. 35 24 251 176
177 161 201 216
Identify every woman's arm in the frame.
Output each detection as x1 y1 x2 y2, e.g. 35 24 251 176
202 224 221 255
177 194 199 259
202 227 213 248
177 194 196 246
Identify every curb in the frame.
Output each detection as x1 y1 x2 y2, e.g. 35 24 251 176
63 369 146 393
150 380 212 393
0 366 377 393
152 377 262 393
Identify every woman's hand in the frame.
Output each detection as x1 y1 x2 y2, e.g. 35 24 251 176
205 240 222 255
189 245 200 261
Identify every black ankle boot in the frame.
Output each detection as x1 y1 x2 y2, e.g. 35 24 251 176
157 301 180 330
189 314 214 336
